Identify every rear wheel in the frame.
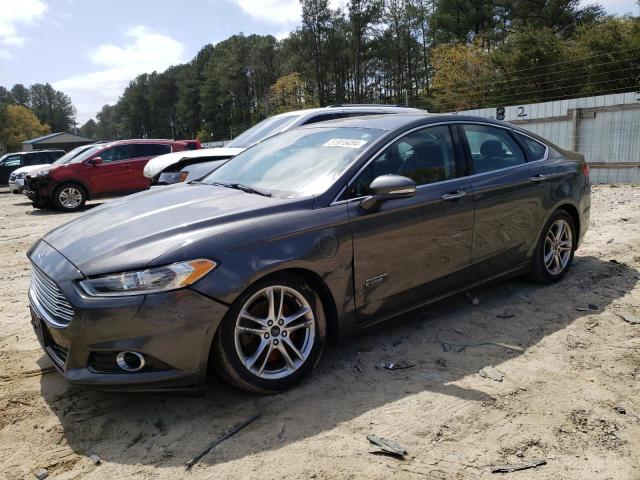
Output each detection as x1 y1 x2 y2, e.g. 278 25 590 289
211 273 326 393
529 210 576 283
53 183 87 212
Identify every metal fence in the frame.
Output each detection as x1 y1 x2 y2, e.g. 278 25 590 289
451 92 640 184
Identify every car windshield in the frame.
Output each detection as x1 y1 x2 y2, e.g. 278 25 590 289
202 126 383 197
227 115 302 148
52 145 94 165
68 145 103 163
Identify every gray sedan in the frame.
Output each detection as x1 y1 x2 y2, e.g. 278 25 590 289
28 114 590 393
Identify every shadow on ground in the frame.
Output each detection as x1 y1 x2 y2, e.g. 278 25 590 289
39 255 638 468
25 203 103 215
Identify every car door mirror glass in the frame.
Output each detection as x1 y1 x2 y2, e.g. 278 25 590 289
360 174 416 210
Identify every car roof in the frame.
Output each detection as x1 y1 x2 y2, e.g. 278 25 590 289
299 113 531 132
270 105 425 119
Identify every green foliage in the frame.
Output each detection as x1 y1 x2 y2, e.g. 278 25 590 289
79 119 98 139
51 1 637 140
1 104 51 152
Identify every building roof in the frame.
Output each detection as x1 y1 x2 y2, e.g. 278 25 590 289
22 132 97 144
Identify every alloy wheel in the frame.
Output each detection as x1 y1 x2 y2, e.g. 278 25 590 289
543 218 572 275
234 285 315 380
58 187 83 209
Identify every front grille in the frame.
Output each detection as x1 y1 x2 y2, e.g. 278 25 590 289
30 266 74 326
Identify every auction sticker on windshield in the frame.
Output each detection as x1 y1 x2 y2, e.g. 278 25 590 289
323 138 368 149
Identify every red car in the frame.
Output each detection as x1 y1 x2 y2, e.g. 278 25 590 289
26 139 199 211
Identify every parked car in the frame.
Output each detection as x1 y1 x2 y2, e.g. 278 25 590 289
28 114 590 393
9 144 98 194
26 139 196 211
144 105 425 185
0 150 65 185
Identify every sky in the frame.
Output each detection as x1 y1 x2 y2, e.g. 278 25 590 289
0 0 637 125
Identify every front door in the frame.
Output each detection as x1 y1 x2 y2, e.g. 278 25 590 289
130 143 172 189
86 144 137 195
458 123 550 280
346 125 475 323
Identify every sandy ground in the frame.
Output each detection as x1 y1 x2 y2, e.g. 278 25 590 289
0 185 639 480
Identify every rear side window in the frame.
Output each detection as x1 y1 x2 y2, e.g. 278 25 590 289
2 155 21 167
100 145 136 162
23 153 41 165
515 133 547 160
461 124 526 174
135 144 172 157
50 151 65 161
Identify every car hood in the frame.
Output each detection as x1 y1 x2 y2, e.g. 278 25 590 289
42 184 307 276
143 147 245 178
12 164 51 176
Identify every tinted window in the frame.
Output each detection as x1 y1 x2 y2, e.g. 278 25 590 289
135 143 171 157
302 113 347 125
50 151 65 161
1 155 21 167
515 133 547 160
349 125 457 198
23 153 42 165
462 125 526 174
100 145 136 162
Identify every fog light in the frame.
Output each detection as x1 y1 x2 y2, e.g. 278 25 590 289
116 351 145 372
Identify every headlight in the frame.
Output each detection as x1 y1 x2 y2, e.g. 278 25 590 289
31 169 51 178
79 259 216 297
159 171 189 183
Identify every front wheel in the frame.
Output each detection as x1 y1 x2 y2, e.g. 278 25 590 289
53 183 87 212
529 210 576 283
211 273 326 393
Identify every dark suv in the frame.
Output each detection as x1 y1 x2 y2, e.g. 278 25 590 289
26 140 194 211
0 150 65 184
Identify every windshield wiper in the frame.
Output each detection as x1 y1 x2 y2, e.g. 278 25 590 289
211 182 272 197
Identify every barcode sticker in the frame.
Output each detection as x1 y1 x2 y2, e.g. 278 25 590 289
323 138 368 149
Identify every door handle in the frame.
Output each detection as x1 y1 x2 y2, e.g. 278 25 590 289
529 174 547 183
441 190 466 201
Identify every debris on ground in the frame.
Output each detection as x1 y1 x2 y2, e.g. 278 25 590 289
615 406 627 415
615 311 640 325
497 311 515 319
378 361 415 371
88 453 102 465
479 366 504 382
491 459 546 473
367 434 407 459
185 414 260 470
576 304 599 312
437 334 524 354
466 293 480 305
34 469 49 480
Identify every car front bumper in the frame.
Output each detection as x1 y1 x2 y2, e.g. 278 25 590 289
28 240 228 390
8 179 24 193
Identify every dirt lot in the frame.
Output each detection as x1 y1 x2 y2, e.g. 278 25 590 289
0 185 639 480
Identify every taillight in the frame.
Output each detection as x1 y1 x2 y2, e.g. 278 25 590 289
581 163 590 177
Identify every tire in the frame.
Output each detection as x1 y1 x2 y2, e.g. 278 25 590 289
53 183 87 212
211 272 327 393
528 210 576 283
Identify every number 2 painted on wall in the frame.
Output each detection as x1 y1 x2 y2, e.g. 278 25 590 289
517 106 528 118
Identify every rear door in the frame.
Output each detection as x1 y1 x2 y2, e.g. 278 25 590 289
131 143 172 189
346 124 474 323
87 144 137 195
458 123 550 280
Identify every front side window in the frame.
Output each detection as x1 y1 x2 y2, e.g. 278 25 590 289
100 145 135 162
462 124 526 174
203 126 383 197
349 125 458 198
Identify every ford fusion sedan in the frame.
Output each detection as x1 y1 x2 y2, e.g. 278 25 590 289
26 139 196 211
143 105 425 185
28 114 590 393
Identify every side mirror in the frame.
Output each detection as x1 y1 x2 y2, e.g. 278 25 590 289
360 174 416 210
90 157 103 165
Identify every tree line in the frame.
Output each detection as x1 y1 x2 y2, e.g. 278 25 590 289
0 83 77 153
2 0 638 149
